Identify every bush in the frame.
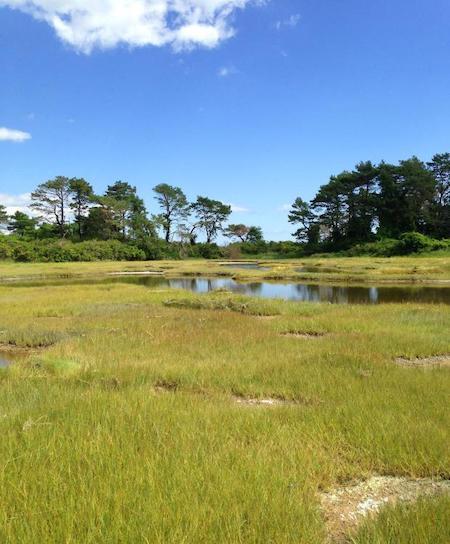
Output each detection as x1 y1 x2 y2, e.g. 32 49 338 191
397 232 447 254
0 236 146 262
0 234 243 262
188 243 224 259
345 233 450 256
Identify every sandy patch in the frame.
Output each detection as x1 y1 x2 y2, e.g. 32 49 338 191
319 475 450 542
233 396 291 406
108 271 163 276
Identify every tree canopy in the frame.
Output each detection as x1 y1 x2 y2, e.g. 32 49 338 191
290 155 450 249
153 183 189 242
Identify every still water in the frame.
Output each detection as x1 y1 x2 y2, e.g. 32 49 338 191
160 277 450 304
5 276 448 305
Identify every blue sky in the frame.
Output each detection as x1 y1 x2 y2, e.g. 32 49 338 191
1 0 449 240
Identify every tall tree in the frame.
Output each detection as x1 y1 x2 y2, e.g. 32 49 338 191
288 197 316 243
84 206 117 240
378 158 436 237
311 177 348 245
225 224 250 242
190 197 231 243
94 195 130 240
428 153 450 207
69 178 94 239
7 211 38 237
103 181 149 240
225 224 264 243
30 176 71 238
427 153 450 237
341 162 379 243
246 226 264 243
153 183 189 242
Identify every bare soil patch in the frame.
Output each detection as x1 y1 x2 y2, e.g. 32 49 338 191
232 394 319 407
154 379 180 392
281 331 326 339
395 355 450 367
319 475 450 542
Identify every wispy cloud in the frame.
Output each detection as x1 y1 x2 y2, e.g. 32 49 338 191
277 203 291 212
0 0 263 54
218 65 237 78
0 127 31 142
229 204 249 213
275 14 301 31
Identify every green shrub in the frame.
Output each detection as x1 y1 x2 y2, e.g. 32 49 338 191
345 234 450 257
0 236 146 263
397 232 448 254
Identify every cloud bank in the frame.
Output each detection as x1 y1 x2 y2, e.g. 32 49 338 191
0 193 32 215
0 127 31 142
0 0 262 53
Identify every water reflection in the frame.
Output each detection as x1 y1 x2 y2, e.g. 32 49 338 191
161 278 450 305
2 276 449 305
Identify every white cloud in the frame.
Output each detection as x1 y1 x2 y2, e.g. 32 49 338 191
277 203 291 212
0 192 33 215
229 203 249 213
0 127 31 142
275 13 300 31
0 0 263 53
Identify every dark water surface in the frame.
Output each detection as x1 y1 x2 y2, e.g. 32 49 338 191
3 275 450 304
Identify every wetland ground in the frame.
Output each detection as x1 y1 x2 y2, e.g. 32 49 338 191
0 257 449 543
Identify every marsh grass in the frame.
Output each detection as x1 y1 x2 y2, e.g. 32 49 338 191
351 496 450 544
0 253 450 284
0 275 449 542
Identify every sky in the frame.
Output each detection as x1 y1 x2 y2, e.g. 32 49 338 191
1 0 450 240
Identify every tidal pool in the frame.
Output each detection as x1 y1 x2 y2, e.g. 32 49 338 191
4 276 449 305
161 278 450 304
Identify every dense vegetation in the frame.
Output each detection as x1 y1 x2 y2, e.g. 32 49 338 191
289 153 450 251
0 152 449 261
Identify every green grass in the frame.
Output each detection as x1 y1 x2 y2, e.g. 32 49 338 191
0 267 449 542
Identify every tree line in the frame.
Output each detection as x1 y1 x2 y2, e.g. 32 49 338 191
0 178 263 248
288 153 449 250
1 151 449 261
